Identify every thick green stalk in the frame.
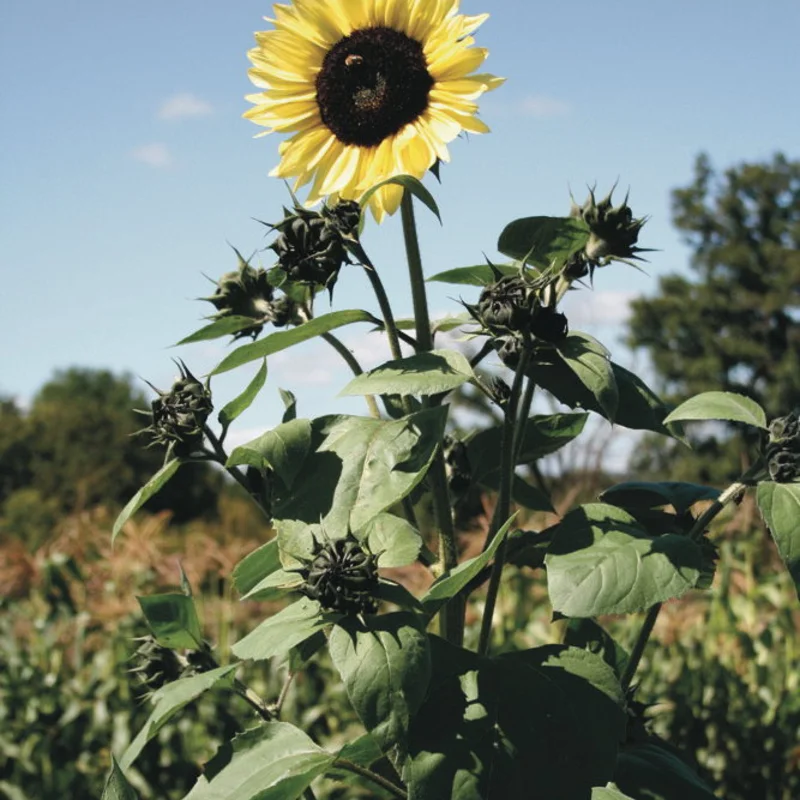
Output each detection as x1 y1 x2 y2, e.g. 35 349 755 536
400 191 461 643
478 345 531 656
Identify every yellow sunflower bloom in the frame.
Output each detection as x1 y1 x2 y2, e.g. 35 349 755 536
245 0 503 221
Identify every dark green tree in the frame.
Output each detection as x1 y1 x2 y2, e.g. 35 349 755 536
628 153 800 482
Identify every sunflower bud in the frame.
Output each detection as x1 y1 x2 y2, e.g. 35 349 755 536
322 199 362 241
443 435 472 497
296 533 379 615
142 362 212 458
491 377 512 408
269 203 353 290
764 410 800 482
571 186 647 265
203 255 298 340
529 306 569 343
475 276 537 333
130 635 184 693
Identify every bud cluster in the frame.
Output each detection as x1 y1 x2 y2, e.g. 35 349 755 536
443 435 472 497
294 533 379 615
140 362 213 458
203 256 299 341
764 410 800 482
130 635 217 695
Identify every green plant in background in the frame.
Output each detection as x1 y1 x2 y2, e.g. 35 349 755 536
94 1 799 798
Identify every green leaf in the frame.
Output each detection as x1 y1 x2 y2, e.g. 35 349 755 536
601 481 721 515
212 310 375 375
232 598 338 662
505 526 553 570
329 613 431 766
427 263 518 286
360 512 422 568
184 722 334 800
376 578 424 611
421 514 516 615
101 756 138 800
279 388 297 422
557 332 618 421
592 785 636 800
360 174 441 224
175 315 259 346
241 569 304 602
614 742 717 799
218 360 267 434
273 407 448 535
497 216 590 269
227 418 312 489
340 350 474 397
112 460 180 543
563 618 630 680
232 540 281 597
756 481 800 600
337 734 384 769
137 593 203 649
545 503 704 617
120 665 237 770
663 390 767 429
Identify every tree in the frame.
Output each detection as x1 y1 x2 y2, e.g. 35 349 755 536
628 153 800 482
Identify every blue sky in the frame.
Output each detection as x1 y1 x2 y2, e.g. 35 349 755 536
2 0 799 444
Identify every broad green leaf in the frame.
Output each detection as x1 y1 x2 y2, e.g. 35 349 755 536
614 743 716 799
112 460 180 543
175 315 259 346
273 407 448 535
427 263 518 286
227 418 312 489
564 618 630 679
545 503 704 617
497 216 590 269
241 569 304 602
184 722 334 800
756 481 800 600
340 350 474 397
279 388 297 422
212 310 375 375
359 512 422 568
558 332 618 421
137 593 203 649
505 526 553 570
329 613 431 766
421 514 517 614
232 598 338 662
376 578 424 611
664 390 767 429
101 757 138 800
360 174 441 224
337 734 384 768
218 360 267 434
592 785 636 800
120 665 237 770
232 540 281 597
601 481 721 515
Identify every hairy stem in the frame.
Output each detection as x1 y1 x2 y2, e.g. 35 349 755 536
333 759 407 799
478 345 532 656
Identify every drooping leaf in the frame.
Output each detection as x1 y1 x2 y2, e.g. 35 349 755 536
101 757 139 800
340 350 474 397
112 460 181 543
614 742 717 799
120 665 237 770
212 310 375 375
545 503 704 617
227 418 312 489
663 390 767 429
329 613 431 766
272 408 448 536
497 216 590 269
359 512 422 568
184 722 334 800
601 481 721 515
427 263 518 286
218 360 267 434
137 593 203 649
175 315 261 346
232 540 281 597
421 514 516 615
232 598 339 662
756 481 800 600
359 174 441 224
557 332 618 421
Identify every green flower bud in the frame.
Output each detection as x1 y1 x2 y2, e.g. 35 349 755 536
129 635 183 694
764 410 800 482
491 377 512 408
296 533 379 615
475 275 537 333
530 306 569 343
443 435 472 497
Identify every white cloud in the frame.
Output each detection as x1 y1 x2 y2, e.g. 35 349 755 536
518 94 572 118
562 289 637 327
158 92 213 121
131 142 173 168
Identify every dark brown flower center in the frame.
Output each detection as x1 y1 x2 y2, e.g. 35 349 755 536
315 26 434 147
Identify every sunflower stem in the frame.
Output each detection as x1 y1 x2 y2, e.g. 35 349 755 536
401 191 462 645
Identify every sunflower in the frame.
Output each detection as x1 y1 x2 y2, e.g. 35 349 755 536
245 0 502 221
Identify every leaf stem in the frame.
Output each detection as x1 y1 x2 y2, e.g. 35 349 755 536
478 344 532 656
333 758 407 799
620 602 661 693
